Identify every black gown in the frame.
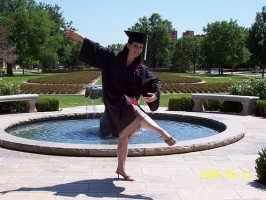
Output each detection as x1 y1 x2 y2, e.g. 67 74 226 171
79 38 161 137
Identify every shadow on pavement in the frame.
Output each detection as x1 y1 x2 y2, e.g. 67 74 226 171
0 178 153 199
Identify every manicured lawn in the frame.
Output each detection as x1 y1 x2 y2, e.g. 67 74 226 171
41 93 189 108
170 72 251 83
40 95 103 108
1 72 56 84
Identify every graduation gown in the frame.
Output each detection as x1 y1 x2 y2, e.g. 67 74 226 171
79 38 161 137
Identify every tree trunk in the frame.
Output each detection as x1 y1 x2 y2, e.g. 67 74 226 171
6 63 13 76
221 65 224 75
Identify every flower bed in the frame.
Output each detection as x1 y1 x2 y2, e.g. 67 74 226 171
20 71 231 94
27 71 101 85
21 71 101 94
20 84 84 94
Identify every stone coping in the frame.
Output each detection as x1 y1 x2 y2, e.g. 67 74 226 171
0 109 245 157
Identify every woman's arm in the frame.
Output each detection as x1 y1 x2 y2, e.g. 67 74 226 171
66 29 115 69
141 67 161 111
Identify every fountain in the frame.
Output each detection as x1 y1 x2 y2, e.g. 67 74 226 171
0 86 245 157
84 85 110 135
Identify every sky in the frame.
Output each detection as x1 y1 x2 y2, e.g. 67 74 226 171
35 0 265 47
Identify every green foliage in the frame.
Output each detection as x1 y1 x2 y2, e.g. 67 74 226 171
36 97 59 112
255 147 266 184
0 0 75 69
129 13 174 68
255 100 266 117
172 35 203 72
0 82 26 113
249 6 266 67
0 82 20 95
107 43 124 51
220 101 243 113
202 20 250 75
168 96 193 111
229 77 266 99
203 100 222 111
203 100 242 113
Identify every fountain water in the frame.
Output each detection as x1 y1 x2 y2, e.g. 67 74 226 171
84 85 111 135
85 85 102 118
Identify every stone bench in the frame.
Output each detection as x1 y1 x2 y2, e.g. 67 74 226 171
0 94 39 113
191 93 260 115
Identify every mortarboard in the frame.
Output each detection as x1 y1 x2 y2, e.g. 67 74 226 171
124 30 146 44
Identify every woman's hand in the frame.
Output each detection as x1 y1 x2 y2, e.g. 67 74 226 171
143 93 157 103
66 29 84 44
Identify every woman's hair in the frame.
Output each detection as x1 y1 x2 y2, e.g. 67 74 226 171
121 43 142 66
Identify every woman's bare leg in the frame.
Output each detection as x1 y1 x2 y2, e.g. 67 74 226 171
116 117 141 181
119 117 142 139
116 136 129 174
140 114 170 140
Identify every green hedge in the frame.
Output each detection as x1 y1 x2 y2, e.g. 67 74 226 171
168 96 193 111
36 97 59 112
168 96 262 115
0 82 26 113
255 147 266 185
255 100 266 117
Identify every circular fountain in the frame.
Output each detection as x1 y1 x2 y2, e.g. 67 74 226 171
0 86 245 157
0 108 245 157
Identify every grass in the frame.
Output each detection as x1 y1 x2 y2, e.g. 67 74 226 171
1 72 57 84
40 94 103 108
170 72 251 83
41 93 189 108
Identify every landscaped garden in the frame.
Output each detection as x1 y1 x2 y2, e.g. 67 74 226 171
0 69 256 109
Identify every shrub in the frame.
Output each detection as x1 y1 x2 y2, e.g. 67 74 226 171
0 82 26 113
220 101 243 113
168 96 193 111
230 77 266 100
0 82 21 95
255 147 266 184
203 100 222 111
36 97 59 112
255 100 266 117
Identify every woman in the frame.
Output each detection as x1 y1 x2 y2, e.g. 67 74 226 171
66 29 177 181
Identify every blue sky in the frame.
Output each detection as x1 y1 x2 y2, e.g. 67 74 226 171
36 0 265 47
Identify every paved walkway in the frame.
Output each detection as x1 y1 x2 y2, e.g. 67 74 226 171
0 107 266 200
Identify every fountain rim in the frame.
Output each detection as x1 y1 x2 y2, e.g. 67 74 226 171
0 110 245 157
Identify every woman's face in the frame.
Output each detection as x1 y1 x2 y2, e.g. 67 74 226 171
127 42 144 58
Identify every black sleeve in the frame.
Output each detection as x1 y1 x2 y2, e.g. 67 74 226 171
141 67 161 111
79 38 115 69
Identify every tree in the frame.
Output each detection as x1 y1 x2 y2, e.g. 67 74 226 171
0 0 36 15
249 6 266 77
172 35 203 73
4 7 55 70
0 26 17 75
107 43 124 51
39 3 75 67
202 20 250 75
129 13 174 68
0 0 76 71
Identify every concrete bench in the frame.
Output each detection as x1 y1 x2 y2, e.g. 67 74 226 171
0 94 39 113
191 93 260 115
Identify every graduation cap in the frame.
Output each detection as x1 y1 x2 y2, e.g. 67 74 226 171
125 30 148 60
124 30 146 44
